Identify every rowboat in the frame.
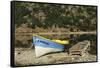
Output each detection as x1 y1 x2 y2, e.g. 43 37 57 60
32 34 69 57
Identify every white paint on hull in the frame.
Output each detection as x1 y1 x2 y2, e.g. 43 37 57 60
35 46 64 57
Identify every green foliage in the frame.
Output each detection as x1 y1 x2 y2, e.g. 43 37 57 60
14 2 97 31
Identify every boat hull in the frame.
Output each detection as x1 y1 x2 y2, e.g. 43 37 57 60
33 36 64 57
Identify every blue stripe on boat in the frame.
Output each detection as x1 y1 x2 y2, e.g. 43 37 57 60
33 36 64 50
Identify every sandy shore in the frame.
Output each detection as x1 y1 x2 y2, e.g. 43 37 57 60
15 47 97 66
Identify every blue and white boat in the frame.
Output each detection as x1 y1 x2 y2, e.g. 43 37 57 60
32 34 65 57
